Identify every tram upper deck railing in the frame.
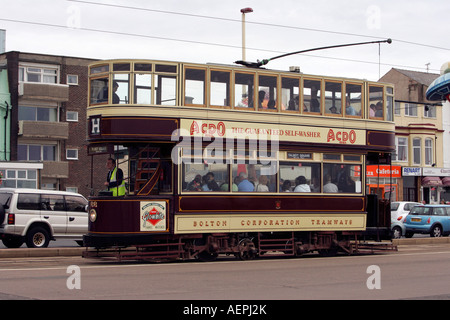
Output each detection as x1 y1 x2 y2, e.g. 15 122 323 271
88 59 395 123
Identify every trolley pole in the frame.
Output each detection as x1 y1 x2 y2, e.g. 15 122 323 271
240 7 253 62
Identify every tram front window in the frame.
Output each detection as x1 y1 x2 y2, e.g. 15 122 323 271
135 73 152 104
155 75 177 106
90 77 108 105
113 74 129 104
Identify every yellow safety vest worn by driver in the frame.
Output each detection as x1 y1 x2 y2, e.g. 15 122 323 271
109 167 126 196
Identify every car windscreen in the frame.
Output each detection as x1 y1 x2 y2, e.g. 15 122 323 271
390 202 400 211
409 206 432 215
0 193 12 208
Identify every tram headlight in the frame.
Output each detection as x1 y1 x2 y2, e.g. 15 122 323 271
89 209 97 222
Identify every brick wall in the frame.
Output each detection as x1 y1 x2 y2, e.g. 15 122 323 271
62 61 108 197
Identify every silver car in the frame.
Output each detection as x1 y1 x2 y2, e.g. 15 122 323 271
391 201 422 238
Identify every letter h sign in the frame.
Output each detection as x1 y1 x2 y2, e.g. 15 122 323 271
91 117 101 135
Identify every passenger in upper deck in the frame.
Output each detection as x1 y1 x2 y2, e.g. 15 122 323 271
345 99 356 116
258 90 266 109
329 106 338 114
369 104 376 117
112 81 120 104
375 101 384 117
96 80 120 104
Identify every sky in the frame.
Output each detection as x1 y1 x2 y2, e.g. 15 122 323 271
1 0 449 81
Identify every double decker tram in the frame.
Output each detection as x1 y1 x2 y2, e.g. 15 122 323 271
83 59 396 261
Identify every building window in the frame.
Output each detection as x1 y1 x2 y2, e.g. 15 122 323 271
18 144 56 161
66 149 79 160
66 111 78 122
424 105 436 118
425 138 433 165
405 103 418 117
66 187 78 193
67 75 78 85
413 138 421 165
394 101 401 115
0 169 37 188
19 64 59 84
18 106 57 122
395 137 408 162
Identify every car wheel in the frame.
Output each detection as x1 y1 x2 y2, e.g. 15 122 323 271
430 225 443 237
2 236 24 248
26 226 50 248
392 226 402 239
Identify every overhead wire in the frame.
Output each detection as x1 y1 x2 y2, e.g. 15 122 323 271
67 0 450 52
0 17 439 73
1 1 446 73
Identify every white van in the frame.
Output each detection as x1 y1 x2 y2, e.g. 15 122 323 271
0 188 88 248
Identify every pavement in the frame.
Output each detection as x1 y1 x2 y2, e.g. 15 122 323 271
0 237 449 259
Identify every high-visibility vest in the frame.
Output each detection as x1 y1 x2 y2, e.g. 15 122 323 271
110 167 126 196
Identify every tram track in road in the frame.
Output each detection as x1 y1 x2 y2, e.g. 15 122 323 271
0 236 448 261
0 243 448 300
0 240 449 270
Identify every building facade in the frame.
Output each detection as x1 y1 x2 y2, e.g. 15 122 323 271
379 68 447 204
0 51 106 198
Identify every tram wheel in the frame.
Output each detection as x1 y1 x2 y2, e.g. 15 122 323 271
318 247 338 257
237 238 257 260
197 251 218 262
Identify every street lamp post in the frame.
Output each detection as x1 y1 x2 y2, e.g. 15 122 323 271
240 7 253 62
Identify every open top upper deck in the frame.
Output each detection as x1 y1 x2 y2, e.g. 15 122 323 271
88 59 393 116
87 59 395 151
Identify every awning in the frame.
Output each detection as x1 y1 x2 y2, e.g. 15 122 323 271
422 176 443 187
426 72 450 101
442 177 450 186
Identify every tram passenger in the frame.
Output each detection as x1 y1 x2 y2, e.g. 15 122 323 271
281 180 292 192
201 175 211 191
294 176 311 192
112 81 120 104
329 106 338 114
345 99 356 116
375 101 383 117
202 171 220 191
258 90 266 109
323 174 338 193
369 104 376 117
187 174 202 191
256 175 269 192
105 157 125 196
237 172 254 192
267 100 276 110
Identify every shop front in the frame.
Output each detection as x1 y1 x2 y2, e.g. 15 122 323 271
422 167 450 204
366 165 401 201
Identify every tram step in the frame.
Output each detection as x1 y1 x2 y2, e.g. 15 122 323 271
351 241 398 254
258 237 296 256
83 242 185 261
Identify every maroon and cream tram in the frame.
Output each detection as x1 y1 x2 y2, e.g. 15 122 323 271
83 59 395 261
